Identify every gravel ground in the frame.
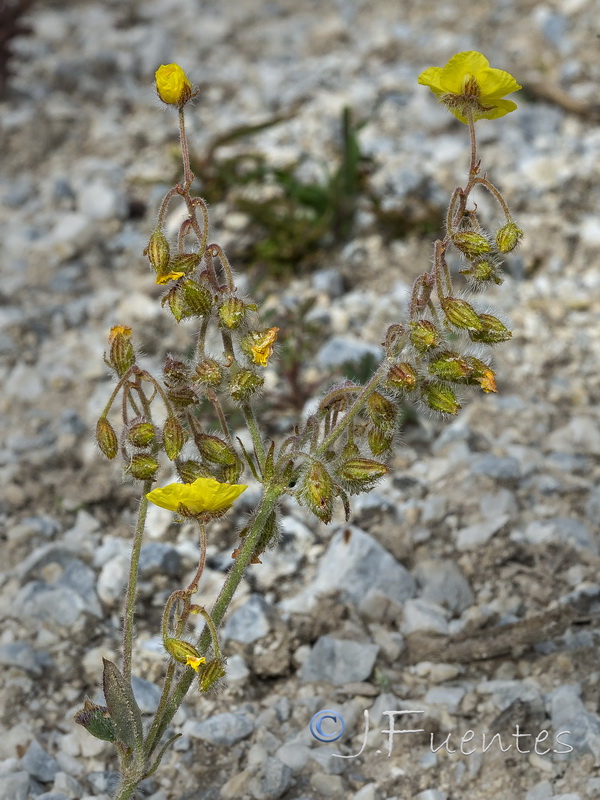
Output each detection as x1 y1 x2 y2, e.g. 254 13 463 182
2 1 600 799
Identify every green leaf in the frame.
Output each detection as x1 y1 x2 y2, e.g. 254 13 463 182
73 697 117 742
102 658 143 752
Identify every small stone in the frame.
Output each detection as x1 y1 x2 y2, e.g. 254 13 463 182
222 595 272 644
424 687 465 712
401 599 449 635
316 336 383 369
0 642 48 677
247 757 293 800
183 712 254 746
0 772 29 800
138 542 182 578
96 554 129 605
275 743 311 772
471 454 521 481
414 559 474 613
352 784 381 800
310 773 344 796
300 636 379 686
456 515 510 550
21 739 60 783
416 792 447 800
131 676 162 714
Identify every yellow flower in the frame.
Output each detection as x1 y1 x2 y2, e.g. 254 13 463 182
146 477 247 516
244 327 279 367
418 51 521 123
108 324 132 343
164 637 207 671
185 654 206 672
155 63 192 106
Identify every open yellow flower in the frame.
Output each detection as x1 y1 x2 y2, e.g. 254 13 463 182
418 51 521 123
155 63 192 106
146 476 247 516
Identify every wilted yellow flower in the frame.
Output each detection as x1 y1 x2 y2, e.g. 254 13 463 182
418 51 521 123
242 327 279 367
156 270 185 285
108 324 132 343
155 63 192 106
146 476 247 515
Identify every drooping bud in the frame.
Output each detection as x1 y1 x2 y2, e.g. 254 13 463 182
495 221 523 253
107 325 135 376
468 314 512 344
409 320 441 352
195 433 237 466
423 382 461 415
452 230 491 258
338 457 389 492
164 638 206 672
194 358 223 387
155 63 192 106
229 369 264 402
161 284 186 322
166 385 198 409
163 416 186 460
145 228 171 277
218 296 247 329
127 422 156 448
300 461 335 523
428 351 470 382
368 426 394 456
127 454 159 480
386 362 418 392
442 298 483 331
197 658 227 692
96 418 118 459
180 278 213 317
367 391 397 433
169 253 200 276
220 458 243 484
74 699 116 743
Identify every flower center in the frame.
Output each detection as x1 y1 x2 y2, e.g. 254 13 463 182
461 74 480 97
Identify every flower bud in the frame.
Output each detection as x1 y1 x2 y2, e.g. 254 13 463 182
163 416 186 460
73 699 116 743
161 284 186 322
218 296 247 329
146 228 170 276
442 297 483 331
452 230 491 258
177 459 211 483
96 417 118 459
180 278 213 317
164 638 206 671
220 459 243 484
196 433 237 466
127 422 156 448
460 258 503 285
386 362 418 392
409 320 441 351
423 383 461 415
107 325 135 376
495 221 523 253
300 461 334 523
167 385 198 409
229 369 264 402
428 351 470 382
169 253 200 276
197 658 226 692
194 358 223 387
368 426 394 456
367 392 397 433
155 63 192 106
338 457 389 489
468 314 512 344
127 454 159 480
163 356 190 387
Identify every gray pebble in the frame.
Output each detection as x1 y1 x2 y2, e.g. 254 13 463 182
0 772 29 800
247 756 293 800
315 336 383 369
414 559 474 613
184 712 254 746
21 738 60 783
300 636 379 685
222 594 272 644
138 542 182 579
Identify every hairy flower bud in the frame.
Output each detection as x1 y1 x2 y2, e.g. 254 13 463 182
495 221 523 253
196 434 237 466
218 296 247 329
169 253 201 276
163 416 186 460
164 638 206 671
468 314 512 344
197 658 227 692
460 258 503 285
428 351 470 382
146 228 170 276
177 459 211 483
127 422 156 448
96 417 118 459
368 426 394 456
423 382 461 415
163 356 190 387
167 385 198 409
300 461 335 524
367 392 397 433
229 369 264 402
107 325 135 376
409 320 441 351
127 453 159 480
338 457 389 491
194 358 223 387
180 278 213 317
465 357 497 393
386 362 418 392
442 297 483 331
452 230 491 258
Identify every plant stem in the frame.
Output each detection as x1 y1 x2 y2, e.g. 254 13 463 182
143 488 281 758
122 482 151 681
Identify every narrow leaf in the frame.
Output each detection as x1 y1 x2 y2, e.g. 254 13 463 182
102 658 143 752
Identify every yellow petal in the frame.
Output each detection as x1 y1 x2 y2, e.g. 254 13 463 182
155 64 192 106
478 67 522 100
417 66 446 95
439 51 490 93
477 98 518 121
156 271 185 285
147 477 247 515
